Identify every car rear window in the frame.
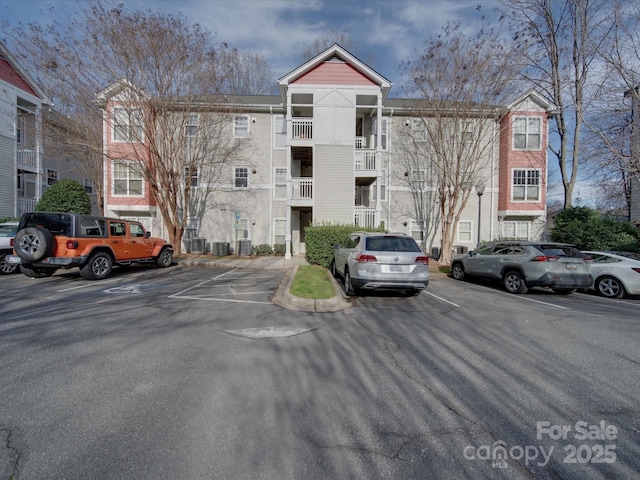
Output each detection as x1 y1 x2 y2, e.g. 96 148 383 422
21 213 73 236
537 245 582 258
0 225 17 237
366 236 421 252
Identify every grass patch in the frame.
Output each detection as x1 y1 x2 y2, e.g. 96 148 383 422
290 265 335 299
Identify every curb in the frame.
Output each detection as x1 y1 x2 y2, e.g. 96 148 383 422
272 265 353 312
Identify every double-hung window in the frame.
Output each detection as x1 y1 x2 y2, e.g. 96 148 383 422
410 169 426 191
234 114 250 138
185 166 198 187
186 114 199 137
512 169 540 201
513 117 541 150
46 169 58 186
112 107 144 142
502 221 529 240
457 221 472 243
274 168 287 199
235 167 249 188
113 161 143 195
274 115 286 148
274 218 286 245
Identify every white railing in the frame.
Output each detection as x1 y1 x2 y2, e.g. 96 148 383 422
355 149 377 171
18 197 37 214
355 207 377 228
355 136 366 148
291 177 313 200
291 117 313 139
17 145 38 168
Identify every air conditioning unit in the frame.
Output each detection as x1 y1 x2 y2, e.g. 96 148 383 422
189 237 206 255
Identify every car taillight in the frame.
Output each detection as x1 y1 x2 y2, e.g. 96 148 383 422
632 268 640 274
356 254 377 262
531 255 559 262
415 256 429 264
582 257 593 263
9 239 14 247
66 240 79 249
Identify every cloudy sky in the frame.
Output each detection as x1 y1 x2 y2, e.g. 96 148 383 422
0 0 503 91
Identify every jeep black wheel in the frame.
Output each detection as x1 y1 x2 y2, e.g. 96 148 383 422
20 265 56 278
0 253 18 275
14 227 54 262
503 270 528 294
155 248 173 267
80 252 113 280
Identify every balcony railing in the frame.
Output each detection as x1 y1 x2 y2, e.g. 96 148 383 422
291 177 313 200
355 149 377 171
17 145 38 168
291 117 313 140
18 197 37 215
355 206 377 228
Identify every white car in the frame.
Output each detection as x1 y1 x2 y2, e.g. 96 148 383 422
583 251 640 298
0 221 19 275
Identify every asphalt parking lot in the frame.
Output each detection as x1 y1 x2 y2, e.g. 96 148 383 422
1 264 639 480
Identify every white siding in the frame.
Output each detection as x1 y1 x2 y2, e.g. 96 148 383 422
314 144 353 224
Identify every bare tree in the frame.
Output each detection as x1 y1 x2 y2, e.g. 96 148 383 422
218 45 275 95
401 21 521 265
299 29 377 68
5 0 267 252
503 0 615 209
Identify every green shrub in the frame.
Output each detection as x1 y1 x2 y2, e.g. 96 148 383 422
551 206 640 251
273 243 286 256
305 224 385 268
35 179 91 214
252 244 274 256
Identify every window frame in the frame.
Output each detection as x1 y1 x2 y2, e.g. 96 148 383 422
511 168 541 202
457 220 472 243
234 167 249 189
274 218 287 245
274 167 287 199
46 169 58 186
274 115 286 148
512 116 542 151
113 160 144 196
112 106 144 143
233 114 250 138
502 221 530 240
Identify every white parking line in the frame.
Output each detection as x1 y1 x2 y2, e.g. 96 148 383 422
517 296 569 310
169 268 239 297
57 277 120 292
168 294 272 304
446 280 569 310
423 291 460 307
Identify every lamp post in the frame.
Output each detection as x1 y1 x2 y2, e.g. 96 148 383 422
476 181 485 246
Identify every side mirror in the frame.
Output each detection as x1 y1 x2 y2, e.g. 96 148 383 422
145 231 151 238
468 250 475 256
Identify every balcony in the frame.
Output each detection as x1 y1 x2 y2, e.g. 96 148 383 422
355 206 377 228
17 145 39 169
291 117 313 140
355 149 377 172
291 177 313 204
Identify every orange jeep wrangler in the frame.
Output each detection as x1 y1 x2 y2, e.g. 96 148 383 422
8 212 173 280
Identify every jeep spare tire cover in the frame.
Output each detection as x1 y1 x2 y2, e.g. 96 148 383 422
15 227 55 262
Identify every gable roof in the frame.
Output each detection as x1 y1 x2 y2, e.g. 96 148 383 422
0 42 52 105
277 44 392 101
505 89 559 115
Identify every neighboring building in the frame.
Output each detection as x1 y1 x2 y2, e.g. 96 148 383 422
627 86 640 224
0 42 98 218
99 44 555 257
0 42 51 218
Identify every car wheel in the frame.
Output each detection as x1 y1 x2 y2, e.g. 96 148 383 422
80 252 113 280
503 270 528 294
553 288 576 295
0 253 18 275
344 268 356 297
14 227 54 262
451 263 465 281
20 265 56 278
156 248 173 267
595 275 625 298
330 260 338 278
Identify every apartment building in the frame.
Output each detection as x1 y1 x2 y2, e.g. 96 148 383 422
100 44 555 258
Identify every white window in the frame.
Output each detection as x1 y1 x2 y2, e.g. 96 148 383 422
502 221 529 240
411 221 424 242
410 118 426 142
372 116 389 150
235 167 249 188
462 121 474 144
234 217 249 239
83 178 94 194
234 114 250 138
513 117 541 150
373 169 387 202
185 166 198 187
274 168 287 199
457 221 472 242
274 115 286 148
186 114 199 137
112 107 144 142
410 169 426 191
512 169 540 201
274 218 286 245
46 169 58 186
113 161 143 195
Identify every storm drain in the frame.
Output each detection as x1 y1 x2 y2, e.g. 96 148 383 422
224 326 318 338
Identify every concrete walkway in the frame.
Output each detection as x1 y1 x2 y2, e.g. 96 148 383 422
174 254 447 312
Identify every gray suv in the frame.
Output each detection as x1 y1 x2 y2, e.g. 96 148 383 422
450 241 592 294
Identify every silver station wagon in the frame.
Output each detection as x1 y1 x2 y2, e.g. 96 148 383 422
332 232 430 296
450 241 592 294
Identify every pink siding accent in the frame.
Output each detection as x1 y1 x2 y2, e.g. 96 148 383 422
0 58 38 98
293 62 377 86
499 111 547 213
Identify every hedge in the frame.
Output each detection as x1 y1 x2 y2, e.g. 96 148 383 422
305 224 385 269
